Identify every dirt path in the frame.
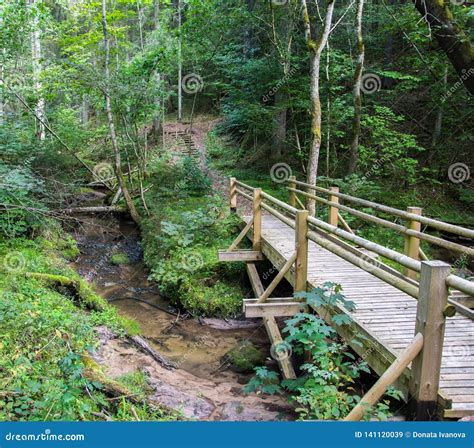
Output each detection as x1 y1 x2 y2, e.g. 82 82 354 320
163 117 252 214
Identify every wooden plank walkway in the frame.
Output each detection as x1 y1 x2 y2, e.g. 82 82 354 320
241 213 474 419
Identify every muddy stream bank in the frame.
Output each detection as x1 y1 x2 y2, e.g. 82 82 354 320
68 197 293 420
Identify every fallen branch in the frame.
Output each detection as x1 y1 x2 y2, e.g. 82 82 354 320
128 335 177 370
55 206 126 214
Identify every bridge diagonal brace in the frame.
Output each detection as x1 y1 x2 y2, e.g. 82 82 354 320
228 217 254 252
257 251 297 303
245 263 296 380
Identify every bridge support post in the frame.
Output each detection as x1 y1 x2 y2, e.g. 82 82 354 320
229 177 237 212
288 176 296 208
404 206 422 279
409 260 450 421
253 188 262 252
295 210 309 293
329 187 340 227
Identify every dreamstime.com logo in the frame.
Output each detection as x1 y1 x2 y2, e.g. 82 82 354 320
182 73 204 94
448 162 470 184
270 341 292 361
4 429 85 442
270 163 292 184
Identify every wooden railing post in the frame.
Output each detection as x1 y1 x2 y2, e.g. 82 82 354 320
408 260 450 421
329 186 339 227
229 177 237 212
288 176 296 208
404 206 422 279
253 188 262 252
295 210 309 293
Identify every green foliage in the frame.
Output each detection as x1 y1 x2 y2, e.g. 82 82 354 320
110 253 131 265
0 162 46 238
142 157 244 318
224 341 265 373
244 283 403 421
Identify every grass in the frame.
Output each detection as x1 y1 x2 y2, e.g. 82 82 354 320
0 225 174 421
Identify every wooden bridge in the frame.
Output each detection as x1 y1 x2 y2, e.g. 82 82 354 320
219 176 474 421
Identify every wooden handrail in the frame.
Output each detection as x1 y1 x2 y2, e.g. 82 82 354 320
261 202 296 229
289 179 474 239
307 229 420 299
446 274 474 297
306 215 422 273
289 187 474 257
261 191 298 216
235 180 255 191
235 188 252 201
233 179 473 299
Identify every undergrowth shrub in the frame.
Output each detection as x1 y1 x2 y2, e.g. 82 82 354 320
244 282 404 421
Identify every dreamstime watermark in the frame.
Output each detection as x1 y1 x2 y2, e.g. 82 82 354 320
174 331 212 368
358 254 382 273
182 73 204 94
270 341 292 361
2 251 26 273
441 68 474 103
93 162 114 183
181 252 204 272
361 73 382 95
262 67 297 103
270 162 292 184
448 162 470 184
444 340 471 365
271 0 288 5
5 429 85 442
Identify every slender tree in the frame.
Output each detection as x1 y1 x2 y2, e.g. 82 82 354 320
348 0 365 175
29 0 45 140
101 0 141 224
301 0 336 216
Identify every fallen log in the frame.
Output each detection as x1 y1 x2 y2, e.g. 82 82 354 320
55 206 126 214
197 317 262 331
26 272 107 311
128 335 177 370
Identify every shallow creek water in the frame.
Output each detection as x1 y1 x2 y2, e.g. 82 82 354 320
68 203 293 420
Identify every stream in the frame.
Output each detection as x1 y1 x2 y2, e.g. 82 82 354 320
67 192 293 420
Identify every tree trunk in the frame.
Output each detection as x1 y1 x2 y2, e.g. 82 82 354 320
177 0 183 122
101 0 141 224
302 0 336 216
272 90 287 160
30 0 45 140
348 0 365 175
413 0 474 95
152 0 162 138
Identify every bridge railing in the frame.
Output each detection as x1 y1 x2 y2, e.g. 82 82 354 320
228 176 473 420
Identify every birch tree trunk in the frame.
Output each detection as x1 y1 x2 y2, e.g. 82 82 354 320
348 0 365 175
152 0 162 138
30 0 45 140
302 0 336 216
177 0 183 122
101 0 141 224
